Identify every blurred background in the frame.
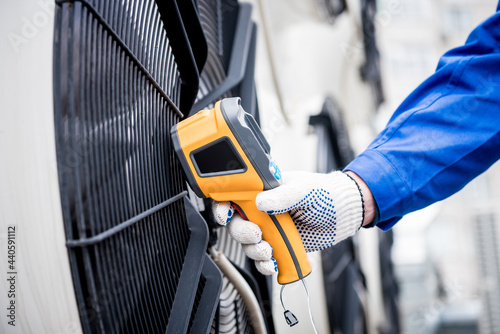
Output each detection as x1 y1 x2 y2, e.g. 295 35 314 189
376 1 500 333
1 0 499 333
248 0 500 333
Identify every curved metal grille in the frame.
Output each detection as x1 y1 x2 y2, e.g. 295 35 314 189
53 1 214 333
197 0 227 100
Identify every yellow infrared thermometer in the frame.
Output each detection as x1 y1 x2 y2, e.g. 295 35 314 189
171 97 312 284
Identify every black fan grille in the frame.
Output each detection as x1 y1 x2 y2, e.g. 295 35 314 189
76 0 183 101
196 0 239 104
53 0 194 332
197 0 225 100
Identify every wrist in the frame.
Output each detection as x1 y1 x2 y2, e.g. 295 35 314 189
344 171 376 227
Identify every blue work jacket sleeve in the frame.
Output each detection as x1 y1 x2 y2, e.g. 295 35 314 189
345 8 500 231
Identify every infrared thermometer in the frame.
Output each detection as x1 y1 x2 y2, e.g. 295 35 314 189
171 97 311 284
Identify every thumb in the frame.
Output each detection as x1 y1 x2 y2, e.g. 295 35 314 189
256 184 305 215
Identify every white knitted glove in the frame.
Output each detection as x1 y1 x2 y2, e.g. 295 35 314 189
212 171 364 275
212 201 277 275
256 171 364 252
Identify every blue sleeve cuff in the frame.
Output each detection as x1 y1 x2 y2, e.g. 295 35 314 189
344 150 412 231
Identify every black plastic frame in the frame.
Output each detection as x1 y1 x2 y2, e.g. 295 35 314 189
188 255 223 333
190 3 254 115
165 198 217 333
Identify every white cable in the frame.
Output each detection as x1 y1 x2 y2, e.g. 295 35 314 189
280 279 320 333
302 278 320 334
209 248 267 334
280 285 286 311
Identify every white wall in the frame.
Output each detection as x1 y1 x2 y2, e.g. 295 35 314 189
0 1 82 333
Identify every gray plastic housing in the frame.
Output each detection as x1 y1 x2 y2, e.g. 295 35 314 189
219 97 282 190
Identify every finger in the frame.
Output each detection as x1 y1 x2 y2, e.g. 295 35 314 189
212 201 234 226
242 241 273 261
227 214 262 244
255 258 278 275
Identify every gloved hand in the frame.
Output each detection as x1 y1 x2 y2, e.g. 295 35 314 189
212 170 365 275
212 201 278 275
